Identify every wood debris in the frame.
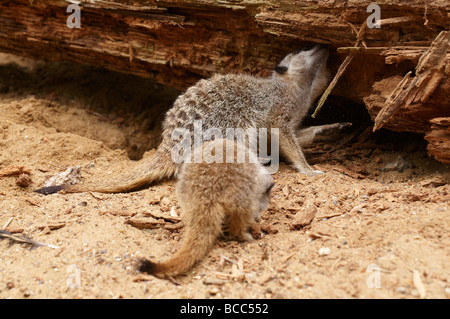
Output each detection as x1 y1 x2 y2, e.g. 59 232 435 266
24 197 40 206
318 212 345 219
373 31 449 132
15 173 33 187
349 203 368 214
43 166 81 187
412 270 427 299
419 176 447 188
203 277 226 286
291 206 317 229
35 223 66 232
0 165 31 177
425 117 450 164
142 210 181 223
125 218 166 229
99 210 137 217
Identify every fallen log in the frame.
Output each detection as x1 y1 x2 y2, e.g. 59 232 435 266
0 0 447 92
371 31 449 133
0 0 449 162
425 117 450 164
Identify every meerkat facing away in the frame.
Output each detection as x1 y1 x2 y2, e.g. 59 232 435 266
137 138 274 277
36 45 330 195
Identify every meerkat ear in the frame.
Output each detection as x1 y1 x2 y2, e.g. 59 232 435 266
274 65 288 75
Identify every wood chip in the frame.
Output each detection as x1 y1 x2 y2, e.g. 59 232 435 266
257 273 273 285
413 270 426 299
164 223 184 231
125 218 166 229
350 203 368 214
24 198 40 206
100 210 137 217
308 232 331 240
169 206 179 218
260 222 279 234
420 177 447 188
132 274 155 282
291 206 317 229
15 173 33 187
36 223 66 231
203 278 226 286
282 185 290 197
43 166 81 187
3 217 13 229
142 210 181 223
281 251 296 263
319 212 345 219
4 227 24 234
332 167 365 179
0 165 31 177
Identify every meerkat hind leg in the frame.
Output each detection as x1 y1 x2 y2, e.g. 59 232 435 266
296 122 351 147
279 127 323 175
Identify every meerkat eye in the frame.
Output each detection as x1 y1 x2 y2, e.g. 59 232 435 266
265 182 275 195
294 46 314 54
274 65 288 75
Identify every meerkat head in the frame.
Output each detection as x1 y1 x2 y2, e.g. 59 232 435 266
273 45 330 101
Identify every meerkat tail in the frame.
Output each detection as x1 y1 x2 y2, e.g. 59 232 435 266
137 203 225 277
35 149 178 194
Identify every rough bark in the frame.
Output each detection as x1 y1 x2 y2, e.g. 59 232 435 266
425 117 450 164
0 0 448 91
364 31 450 134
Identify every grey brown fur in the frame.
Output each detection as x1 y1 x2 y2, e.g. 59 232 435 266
137 138 274 277
35 45 330 195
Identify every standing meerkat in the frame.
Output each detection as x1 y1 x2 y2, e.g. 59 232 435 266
137 138 274 277
36 45 330 195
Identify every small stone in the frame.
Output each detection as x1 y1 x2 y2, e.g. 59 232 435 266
383 155 410 172
208 287 220 295
318 247 331 256
396 287 407 294
15 173 33 187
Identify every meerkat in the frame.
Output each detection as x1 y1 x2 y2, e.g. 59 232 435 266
137 138 274 277
36 45 330 195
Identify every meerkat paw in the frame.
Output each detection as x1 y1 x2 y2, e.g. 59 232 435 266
295 166 324 175
241 232 254 242
309 169 325 175
326 122 352 132
314 122 352 137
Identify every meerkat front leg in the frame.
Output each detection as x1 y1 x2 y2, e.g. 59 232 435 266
279 127 323 175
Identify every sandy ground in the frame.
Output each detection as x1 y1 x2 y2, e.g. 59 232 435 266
0 53 449 299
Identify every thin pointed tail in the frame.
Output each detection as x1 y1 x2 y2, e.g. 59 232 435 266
35 149 178 194
137 204 225 277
